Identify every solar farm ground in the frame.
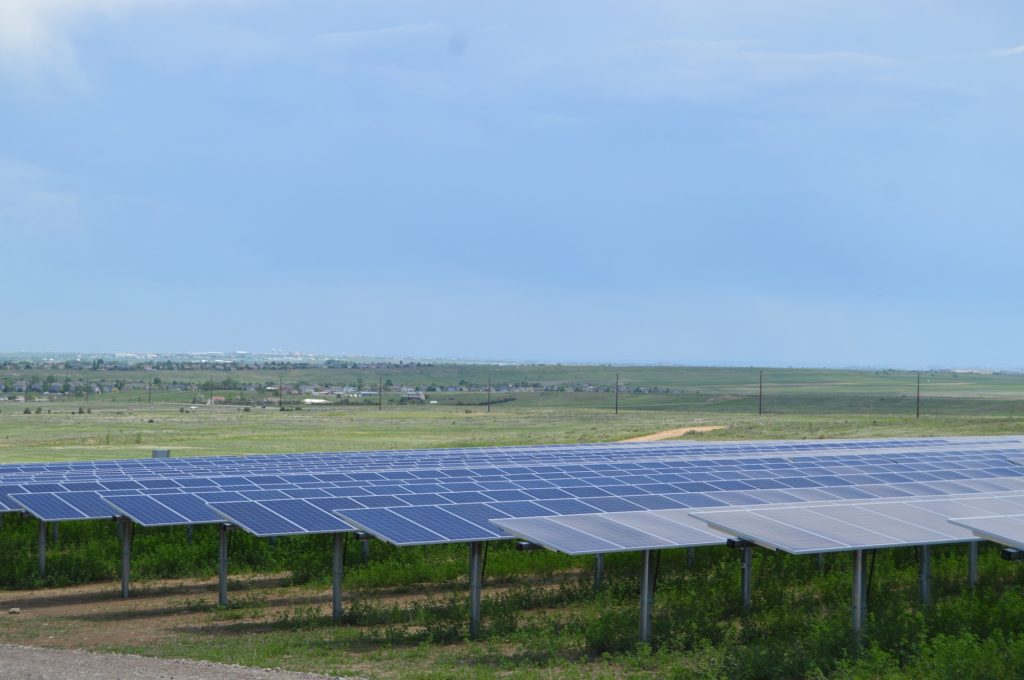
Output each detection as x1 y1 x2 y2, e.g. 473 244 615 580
4 372 1024 678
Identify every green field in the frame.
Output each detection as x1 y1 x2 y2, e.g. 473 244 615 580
2 364 1024 679
3 364 1024 463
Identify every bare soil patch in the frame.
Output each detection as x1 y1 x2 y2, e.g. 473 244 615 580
620 425 725 442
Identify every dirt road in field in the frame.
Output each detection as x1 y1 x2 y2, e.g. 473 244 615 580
620 426 725 442
0 644 361 680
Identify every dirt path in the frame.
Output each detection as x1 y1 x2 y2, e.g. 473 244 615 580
620 425 725 442
0 644 361 679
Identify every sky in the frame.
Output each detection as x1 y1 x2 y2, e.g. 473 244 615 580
1 1 1023 368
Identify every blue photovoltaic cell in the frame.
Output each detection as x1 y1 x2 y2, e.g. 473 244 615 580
488 500 549 518
11 493 87 520
400 493 448 506
534 498 601 516
138 479 181 489
104 495 189 526
441 491 491 504
149 493 225 523
449 503 512 527
283 488 332 499
194 491 247 503
623 495 686 510
391 505 502 540
260 499 352 533
354 495 409 508
305 497 367 512
241 490 291 501
525 488 574 500
20 483 66 493
60 482 106 492
100 480 143 491
482 489 532 502
209 501 303 536
336 508 448 545
55 491 120 518
577 496 646 513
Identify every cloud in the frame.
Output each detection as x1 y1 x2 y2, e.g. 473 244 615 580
0 0 245 80
582 38 900 102
990 45 1024 57
314 23 449 51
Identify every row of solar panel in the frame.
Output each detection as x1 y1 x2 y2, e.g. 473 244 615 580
8 448 1003 485
3 447 1018 514
1 443 1014 490
7 436 1024 561
11 465 1024 550
491 491 1024 556
5 436 1011 479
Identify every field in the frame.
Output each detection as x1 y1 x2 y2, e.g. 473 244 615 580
2 365 1024 679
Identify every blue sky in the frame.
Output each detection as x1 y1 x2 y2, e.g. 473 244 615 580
1 1 1022 368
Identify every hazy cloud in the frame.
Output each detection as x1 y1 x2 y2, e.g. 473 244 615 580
0 0 246 80
314 23 449 51
991 45 1024 57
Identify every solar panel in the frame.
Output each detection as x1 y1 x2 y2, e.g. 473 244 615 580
489 516 622 554
4 436 1024 553
389 505 503 541
949 514 1024 549
148 493 226 523
258 499 352 533
11 493 89 521
689 495 1024 554
103 495 192 527
207 501 303 536
334 508 449 545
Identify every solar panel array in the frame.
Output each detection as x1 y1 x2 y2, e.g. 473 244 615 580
5 437 1024 558
950 513 1024 550
692 492 1024 554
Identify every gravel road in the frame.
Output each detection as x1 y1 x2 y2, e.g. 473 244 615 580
0 645 363 680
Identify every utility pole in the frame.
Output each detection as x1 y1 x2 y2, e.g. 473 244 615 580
916 371 921 419
278 376 283 408
615 372 620 414
208 373 213 407
487 377 491 413
148 378 152 404
758 370 763 415
378 376 383 411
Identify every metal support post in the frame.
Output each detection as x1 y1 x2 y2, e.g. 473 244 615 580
639 550 656 643
687 547 695 569
332 533 344 623
218 523 229 606
51 521 59 545
594 553 605 590
120 519 133 599
187 525 193 544
852 549 865 636
919 545 931 606
361 538 370 564
968 541 978 588
38 520 47 578
817 553 825 572
469 542 483 638
741 545 753 611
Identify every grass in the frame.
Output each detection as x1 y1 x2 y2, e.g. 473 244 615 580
3 401 1024 463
